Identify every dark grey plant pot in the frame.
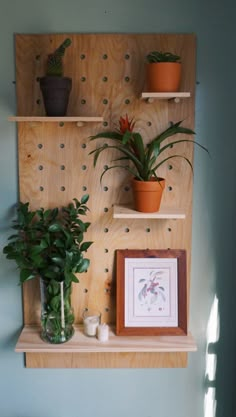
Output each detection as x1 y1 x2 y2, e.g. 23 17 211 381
39 76 72 117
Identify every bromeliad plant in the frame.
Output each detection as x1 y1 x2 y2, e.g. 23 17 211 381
3 195 92 343
89 114 207 182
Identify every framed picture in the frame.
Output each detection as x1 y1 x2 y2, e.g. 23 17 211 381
116 249 187 336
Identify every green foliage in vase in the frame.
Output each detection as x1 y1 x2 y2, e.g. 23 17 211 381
3 195 92 285
146 51 181 63
90 115 208 182
40 278 75 343
46 38 72 77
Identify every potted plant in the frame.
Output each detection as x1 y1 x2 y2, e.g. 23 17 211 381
39 38 72 116
89 115 208 213
146 51 181 92
3 195 92 344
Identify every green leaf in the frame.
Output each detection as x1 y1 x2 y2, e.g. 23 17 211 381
48 223 62 232
80 241 93 252
76 258 90 273
20 269 36 283
80 194 89 205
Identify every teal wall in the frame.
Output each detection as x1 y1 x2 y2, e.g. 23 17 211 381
0 0 236 416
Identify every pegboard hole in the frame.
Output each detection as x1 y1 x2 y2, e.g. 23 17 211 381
146 228 151 233
104 228 109 233
80 54 86 60
168 186 173 191
81 99 86 105
36 99 41 105
124 54 130 60
102 54 108 60
124 185 130 192
81 143 86 149
102 76 108 82
104 268 109 273
82 165 87 171
103 99 108 105
103 186 108 192
38 165 43 170
38 144 43 149
59 122 64 127
60 143 65 148
125 99 130 105
104 165 108 171
103 121 108 127
83 288 88 293
147 121 152 127
104 207 109 212
39 186 44 191
168 227 172 232
82 186 87 191
104 248 109 253
104 307 110 312
35 55 41 61
60 165 65 170
124 76 130 82
168 164 173 170
125 228 130 233
61 186 65 191
81 76 86 82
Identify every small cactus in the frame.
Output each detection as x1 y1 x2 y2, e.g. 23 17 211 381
46 38 72 77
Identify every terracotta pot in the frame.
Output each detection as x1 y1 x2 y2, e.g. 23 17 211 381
146 62 181 92
132 177 165 213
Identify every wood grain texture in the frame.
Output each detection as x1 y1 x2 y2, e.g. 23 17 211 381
25 351 188 368
15 33 196 368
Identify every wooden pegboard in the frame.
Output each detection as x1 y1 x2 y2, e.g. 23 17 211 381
15 33 196 367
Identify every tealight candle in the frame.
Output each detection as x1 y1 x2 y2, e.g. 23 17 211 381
83 310 101 337
97 323 109 342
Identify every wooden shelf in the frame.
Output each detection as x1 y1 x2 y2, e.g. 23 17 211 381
15 325 197 353
8 116 104 125
113 204 186 219
141 92 191 103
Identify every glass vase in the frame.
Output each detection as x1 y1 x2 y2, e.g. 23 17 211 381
40 277 75 344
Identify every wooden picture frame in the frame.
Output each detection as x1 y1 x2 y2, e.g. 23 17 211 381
116 249 187 336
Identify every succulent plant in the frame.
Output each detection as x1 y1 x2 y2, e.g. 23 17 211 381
46 38 72 77
146 51 181 63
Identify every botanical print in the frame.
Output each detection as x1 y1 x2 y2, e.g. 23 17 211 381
125 257 178 327
135 268 170 316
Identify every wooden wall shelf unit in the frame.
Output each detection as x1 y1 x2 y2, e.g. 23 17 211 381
16 325 197 368
8 116 104 126
113 204 186 219
141 92 191 99
13 33 196 368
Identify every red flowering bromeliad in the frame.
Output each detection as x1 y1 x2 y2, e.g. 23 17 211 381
89 114 208 182
119 114 135 134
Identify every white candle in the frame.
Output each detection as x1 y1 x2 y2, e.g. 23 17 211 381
97 323 109 342
83 315 100 337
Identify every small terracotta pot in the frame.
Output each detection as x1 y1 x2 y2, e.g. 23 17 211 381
132 177 165 213
146 62 181 92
